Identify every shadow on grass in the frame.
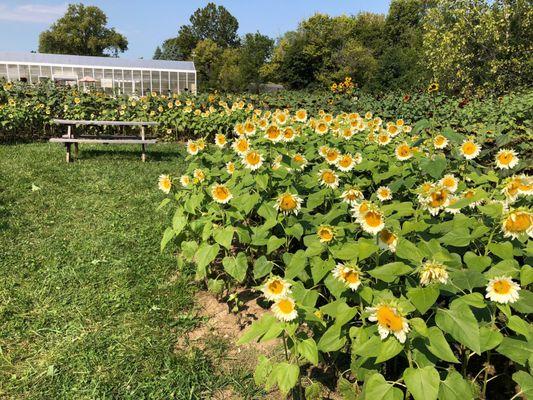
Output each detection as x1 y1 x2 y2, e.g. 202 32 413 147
74 147 181 162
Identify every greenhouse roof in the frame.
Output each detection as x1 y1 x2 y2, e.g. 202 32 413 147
0 52 195 72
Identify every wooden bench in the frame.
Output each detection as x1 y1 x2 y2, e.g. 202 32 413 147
50 119 159 162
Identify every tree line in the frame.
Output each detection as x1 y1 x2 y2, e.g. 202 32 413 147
38 1 532 95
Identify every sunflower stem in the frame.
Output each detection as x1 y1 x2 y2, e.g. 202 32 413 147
482 351 491 398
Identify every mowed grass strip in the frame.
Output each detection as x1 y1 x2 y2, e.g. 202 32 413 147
0 143 256 399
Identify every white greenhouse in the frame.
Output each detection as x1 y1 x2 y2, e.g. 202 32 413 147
0 52 196 95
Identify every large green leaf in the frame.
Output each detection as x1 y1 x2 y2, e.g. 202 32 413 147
266 235 286 254
438 370 474 400
426 327 459 363
362 373 403 400
194 243 220 279
403 366 440 400
253 256 273 280
496 336 533 366
297 338 319 366
396 238 424 264
317 324 346 352
160 226 175 252
435 302 481 354
368 262 413 283
222 252 248 282
440 227 471 247
268 362 299 395
407 285 439 314
513 371 533 399
213 226 234 249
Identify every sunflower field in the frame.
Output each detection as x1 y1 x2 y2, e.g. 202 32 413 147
158 106 532 399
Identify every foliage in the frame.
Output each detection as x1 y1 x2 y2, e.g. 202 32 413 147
239 33 274 92
423 0 533 95
38 3 128 57
158 99 533 398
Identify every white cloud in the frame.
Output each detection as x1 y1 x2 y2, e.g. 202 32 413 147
0 3 67 23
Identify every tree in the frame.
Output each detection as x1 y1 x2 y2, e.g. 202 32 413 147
239 33 274 91
153 46 162 60
193 39 223 90
155 2 239 60
218 48 244 92
38 4 127 57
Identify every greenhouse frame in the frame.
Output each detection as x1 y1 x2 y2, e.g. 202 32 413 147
0 52 196 95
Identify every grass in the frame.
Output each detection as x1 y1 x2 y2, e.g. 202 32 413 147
0 143 257 399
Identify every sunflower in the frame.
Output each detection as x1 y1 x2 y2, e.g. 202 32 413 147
234 123 245 136
424 186 450 216
460 140 481 160
193 169 205 183
420 260 449 286
365 112 373 120
395 143 412 160
428 82 439 93
325 148 340 165
242 150 264 171
244 121 256 136
294 109 308 123
332 263 362 291
275 192 303 215
319 169 340 189
486 276 520 304
317 226 335 243
445 196 462 214
341 127 354 140
258 118 269 130
232 137 250 155
264 125 282 142
440 174 459 193
367 303 410 343
501 175 533 202
501 209 532 239
377 131 391 146
495 149 519 170
211 183 233 204
376 186 392 202
274 112 289 126
358 204 385 235
336 154 355 172
271 297 298 322
433 134 449 149
226 161 235 175
315 121 329 135
341 188 364 205
282 126 296 142
387 124 400 137
158 174 172 193
215 134 227 148
180 175 191 187
378 229 398 252
186 140 200 155
262 276 292 301
292 154 308 171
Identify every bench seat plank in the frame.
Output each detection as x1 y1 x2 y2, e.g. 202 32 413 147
50 138 157 144
52 119 158 127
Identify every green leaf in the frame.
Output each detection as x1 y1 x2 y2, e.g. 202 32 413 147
438 370 474 400
357 238 379 261
172 209 187 234
521 265 533 286
496 336 533 366
285 223 304 239
297 338 319 366
266 235 285 254
368 262 413 283
362 373 403 400
160 227 175 252
455 293 487 309
213 226 234 249
420 155 447 179
310 257 333 284
194 243 220 279
513 371 533 399
435 302 481 354
403 366 440 400
253 256 273 280
463 251 492 272
238 314 277 344
317 324 346 352
222 252 248 283
207 278 224 295
285 250 307 279
271 362 299 395
396 238 424 264
426 327 459 363
479 326 503 352
253 355 272 385
375 337 404 363
440 227 471 247
330 241 359 261
508 315 533 340
407 286 439 314
488 242 514 259
452 270 487 292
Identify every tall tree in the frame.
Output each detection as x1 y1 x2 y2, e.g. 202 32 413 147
192 39 223 90
239 32 274 91
38 4 128 57
153 46 162 60
155 2 239 60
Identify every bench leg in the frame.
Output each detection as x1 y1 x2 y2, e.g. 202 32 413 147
65 143 73 163
141 144 146 162
74 143 79 159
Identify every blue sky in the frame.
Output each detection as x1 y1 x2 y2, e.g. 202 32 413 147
0 1 391 59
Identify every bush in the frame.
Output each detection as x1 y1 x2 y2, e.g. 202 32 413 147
159 106 532 398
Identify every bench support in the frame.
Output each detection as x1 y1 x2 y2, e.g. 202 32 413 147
65 143 72 163
74 143 79 159
141 143 146 162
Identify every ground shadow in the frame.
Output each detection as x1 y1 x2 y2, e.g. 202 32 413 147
76 148 179 162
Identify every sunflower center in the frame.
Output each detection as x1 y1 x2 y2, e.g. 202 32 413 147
498 152 512 164
343 270 359 284
326 150 338 161
398 146 410 156
505 213 531 232
237 140 249 152
339 157 352 168
280 195 297 210
493 280 512 294
277 299 294 314
322 171 336 184
214 186 230 200
246 152 261 165
463 142 476 154
364 211 383 227
380 229 395 245
435 136 445 145
430 190 448 207
268 280 283 294
319 228 333 241
376 306 404 332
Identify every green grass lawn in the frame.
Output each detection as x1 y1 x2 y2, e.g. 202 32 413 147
0 143 256 399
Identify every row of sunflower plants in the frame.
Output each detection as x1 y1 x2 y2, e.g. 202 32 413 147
158 106 532 399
